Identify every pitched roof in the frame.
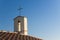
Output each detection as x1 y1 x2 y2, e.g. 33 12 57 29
0 32 42 40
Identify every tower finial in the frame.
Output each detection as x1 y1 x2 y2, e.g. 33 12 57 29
18 6 23 16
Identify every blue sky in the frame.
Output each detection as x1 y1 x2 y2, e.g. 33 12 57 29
0 0 60 40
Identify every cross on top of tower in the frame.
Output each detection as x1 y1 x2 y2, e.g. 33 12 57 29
18 7 23 16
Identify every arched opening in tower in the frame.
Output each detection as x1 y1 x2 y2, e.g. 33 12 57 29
18 21 21 32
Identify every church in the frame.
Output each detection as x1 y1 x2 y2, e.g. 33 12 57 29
0 16 42 40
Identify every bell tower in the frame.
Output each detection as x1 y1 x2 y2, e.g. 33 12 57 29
14 16 28 35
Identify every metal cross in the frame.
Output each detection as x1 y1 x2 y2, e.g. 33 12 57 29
18 7 23 16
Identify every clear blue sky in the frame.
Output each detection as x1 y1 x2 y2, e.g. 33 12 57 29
0 0 60 40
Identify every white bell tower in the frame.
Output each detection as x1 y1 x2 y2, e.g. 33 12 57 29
14 16 28 35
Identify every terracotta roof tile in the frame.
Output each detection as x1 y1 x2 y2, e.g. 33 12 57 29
0 32 42 40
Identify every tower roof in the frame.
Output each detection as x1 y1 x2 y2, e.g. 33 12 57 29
14 16 27 20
